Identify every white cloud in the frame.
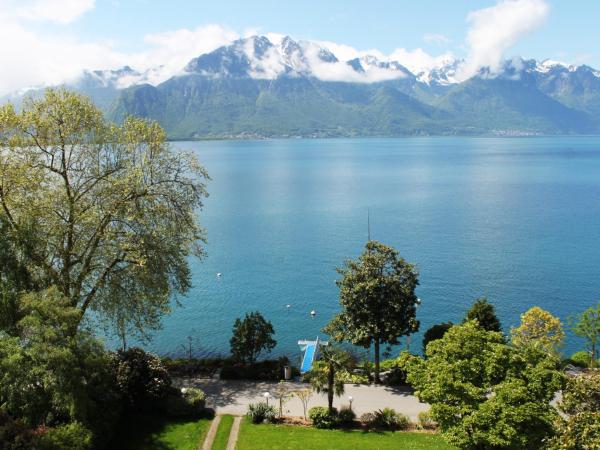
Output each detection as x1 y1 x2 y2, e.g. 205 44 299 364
131 25 239 84
388 48 454 74
0 0 95 24
423 33 451 45
0 21 126 95
458 0 549 80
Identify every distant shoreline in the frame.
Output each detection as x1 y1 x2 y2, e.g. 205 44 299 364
168 134 600 143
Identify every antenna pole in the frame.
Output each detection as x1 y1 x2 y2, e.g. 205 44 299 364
367 209 371 242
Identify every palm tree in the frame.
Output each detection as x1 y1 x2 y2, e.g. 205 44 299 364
305 345 351 412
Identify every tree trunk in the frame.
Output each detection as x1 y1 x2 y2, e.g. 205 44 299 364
327 365 334 412
374 338 381 384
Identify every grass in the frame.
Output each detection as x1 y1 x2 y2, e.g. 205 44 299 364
235 418 456 450
212 415 235 450
110 413 211 450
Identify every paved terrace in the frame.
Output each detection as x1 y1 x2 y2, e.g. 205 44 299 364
176 378 430 420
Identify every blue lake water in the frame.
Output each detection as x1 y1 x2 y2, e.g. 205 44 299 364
132 137 600 359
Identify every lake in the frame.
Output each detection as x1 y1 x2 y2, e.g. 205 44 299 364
128 137 600 359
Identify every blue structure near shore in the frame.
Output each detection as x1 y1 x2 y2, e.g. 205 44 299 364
298 337 328 374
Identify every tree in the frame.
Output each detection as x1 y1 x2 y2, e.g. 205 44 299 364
0 287 119 433
111 347 171 410
294 388 313 420
548 372 600 450
569 302 600 368
324 241 420 383
305 346 352 413
511 306 564 354
463 297 502 332
230 311 276 364
404 321 563 450
0 89 208 337
422 322 453 354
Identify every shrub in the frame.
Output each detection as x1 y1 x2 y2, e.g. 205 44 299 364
36 422 92 450
221 357 296 381
338 406 356 426
247 403 277 424
418 411 436 429
570 351 592 368
111 347 171 411
162 357 224 378
165 387 206 417
309 406 339 429
360 412 376 424
368 408 408 430
0 411 37 450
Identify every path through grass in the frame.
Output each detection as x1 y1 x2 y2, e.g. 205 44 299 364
212 415 235 450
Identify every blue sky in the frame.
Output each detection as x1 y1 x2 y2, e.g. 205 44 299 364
0 0 597 94
69 0 598 63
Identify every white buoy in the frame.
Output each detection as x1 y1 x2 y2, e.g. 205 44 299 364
286 304 291 308
310 310 316 317
216 272 222 278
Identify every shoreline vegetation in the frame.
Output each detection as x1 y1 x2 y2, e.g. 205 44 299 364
165 132 600 142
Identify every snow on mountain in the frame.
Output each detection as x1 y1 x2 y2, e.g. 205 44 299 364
184 35 413 83
6 34 600 102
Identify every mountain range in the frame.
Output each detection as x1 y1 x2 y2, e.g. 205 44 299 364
6 35 600 138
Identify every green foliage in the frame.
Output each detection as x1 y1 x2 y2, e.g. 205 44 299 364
569 351 594 368
463 298 502 332
165 387 206 417
511 306 565 354
230 311 277 364
111 347 172 411
569 301 600 368
0 411 37 450
36 422 92 450
0 88 209 338
325 240 420 383
247 403 277 424
309 406 339 429
404 321 563 450
162 356 224 378
0 288 119 434
417 411 436 430
305 346 352 412
422 322 453 354
548 372 600 450
220 357 294 381
367 408 409 430
338 406 356 426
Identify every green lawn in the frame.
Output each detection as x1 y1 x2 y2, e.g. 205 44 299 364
235 418 456 450
212 415 235 450
110 413 211 450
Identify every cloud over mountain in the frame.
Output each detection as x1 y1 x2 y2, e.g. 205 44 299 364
459 0 549 80
0 0 556 96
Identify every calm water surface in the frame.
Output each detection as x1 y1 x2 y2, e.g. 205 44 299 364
127 137 600 358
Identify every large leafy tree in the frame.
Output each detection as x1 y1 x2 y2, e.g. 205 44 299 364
422 322 453 355
324 241 419 383
463 297 502 332
230 311 277 364
305 346 352 412
0 89 208 336
510 306 564 355
569 302 600 368
0 287 119 432
404 321 563 450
